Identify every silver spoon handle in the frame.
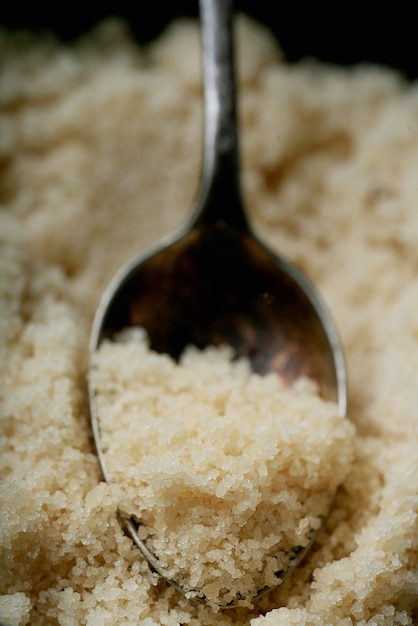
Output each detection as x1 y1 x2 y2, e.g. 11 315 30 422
192 0 249 231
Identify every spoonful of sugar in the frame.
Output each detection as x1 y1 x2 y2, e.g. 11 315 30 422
88 0 349 610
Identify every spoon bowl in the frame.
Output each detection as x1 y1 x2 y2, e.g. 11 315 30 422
88 0 347 608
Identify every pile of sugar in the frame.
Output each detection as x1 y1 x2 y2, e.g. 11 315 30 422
91 328 352 609
1 14 418 626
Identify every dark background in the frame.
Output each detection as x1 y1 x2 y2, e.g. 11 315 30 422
0 2 416 80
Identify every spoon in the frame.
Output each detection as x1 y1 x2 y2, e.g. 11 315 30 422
88 0 347 608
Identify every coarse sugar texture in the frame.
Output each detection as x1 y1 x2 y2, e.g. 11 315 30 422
91 328 353 609
1 13 418 626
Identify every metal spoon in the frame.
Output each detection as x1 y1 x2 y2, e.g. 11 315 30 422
88 0 347 608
